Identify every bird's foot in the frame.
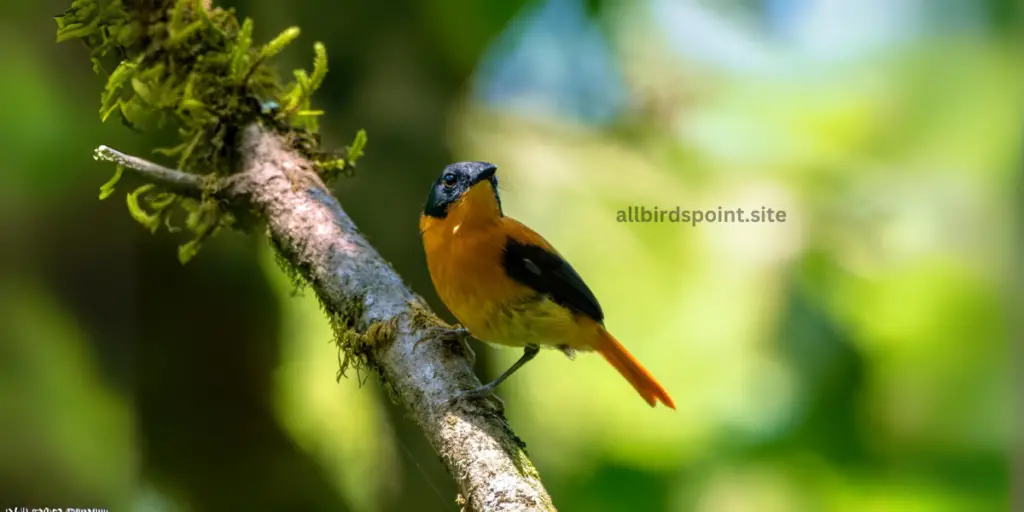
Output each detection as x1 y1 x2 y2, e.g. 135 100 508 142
558 344 576 360
443 383 505 412
416 325 476 365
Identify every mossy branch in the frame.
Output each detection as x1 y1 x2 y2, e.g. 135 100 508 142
90 126 556 512
62 1 555 509
58 0 357 262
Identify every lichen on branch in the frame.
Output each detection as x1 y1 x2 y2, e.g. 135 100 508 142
56 0 366 263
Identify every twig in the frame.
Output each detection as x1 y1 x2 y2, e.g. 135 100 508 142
94 145 206 197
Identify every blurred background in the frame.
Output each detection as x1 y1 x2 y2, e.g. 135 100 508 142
0 0 1019 510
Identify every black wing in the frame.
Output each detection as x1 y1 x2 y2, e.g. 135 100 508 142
502 238 604 322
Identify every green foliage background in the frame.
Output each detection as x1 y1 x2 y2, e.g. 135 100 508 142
0 0 1018 510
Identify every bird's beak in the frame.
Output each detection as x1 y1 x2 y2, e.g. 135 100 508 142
467 162 497 187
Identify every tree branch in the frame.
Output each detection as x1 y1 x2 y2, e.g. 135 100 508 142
69 0 554 506
95 124 556 512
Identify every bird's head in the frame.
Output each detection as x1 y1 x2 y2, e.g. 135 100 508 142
422 161 502 222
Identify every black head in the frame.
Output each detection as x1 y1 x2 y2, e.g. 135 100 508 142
423 161 502 218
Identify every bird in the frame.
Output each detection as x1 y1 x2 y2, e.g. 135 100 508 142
418 161 675 409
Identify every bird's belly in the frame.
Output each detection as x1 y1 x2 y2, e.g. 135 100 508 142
486 296 581 347
436 273 579 347
454 292 583 349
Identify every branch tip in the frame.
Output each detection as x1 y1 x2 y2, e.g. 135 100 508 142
93 145 205 196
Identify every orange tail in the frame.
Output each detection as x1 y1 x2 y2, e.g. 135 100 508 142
593 327 675 409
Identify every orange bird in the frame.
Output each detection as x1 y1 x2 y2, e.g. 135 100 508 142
419 162 674 408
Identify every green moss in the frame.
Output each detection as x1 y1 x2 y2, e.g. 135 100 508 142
97 164 123 199
269 236 310 297
329 302 399 393
266 234 393 393
57 0 367 263
313 128 367 182
324 295 397 400
326 294 370 382
410 299 448 331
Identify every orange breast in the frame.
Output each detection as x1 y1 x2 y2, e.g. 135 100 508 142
421 215 527 342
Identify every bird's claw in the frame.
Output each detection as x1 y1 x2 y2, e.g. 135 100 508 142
416 325 476 366
442 383 504 412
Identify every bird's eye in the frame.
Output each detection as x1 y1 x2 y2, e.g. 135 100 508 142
442 173 457 187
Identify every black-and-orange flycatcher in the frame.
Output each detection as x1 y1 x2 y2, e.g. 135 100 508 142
419 161 675 408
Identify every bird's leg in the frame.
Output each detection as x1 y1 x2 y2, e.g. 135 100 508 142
450 344 540 404
417 325 476 366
